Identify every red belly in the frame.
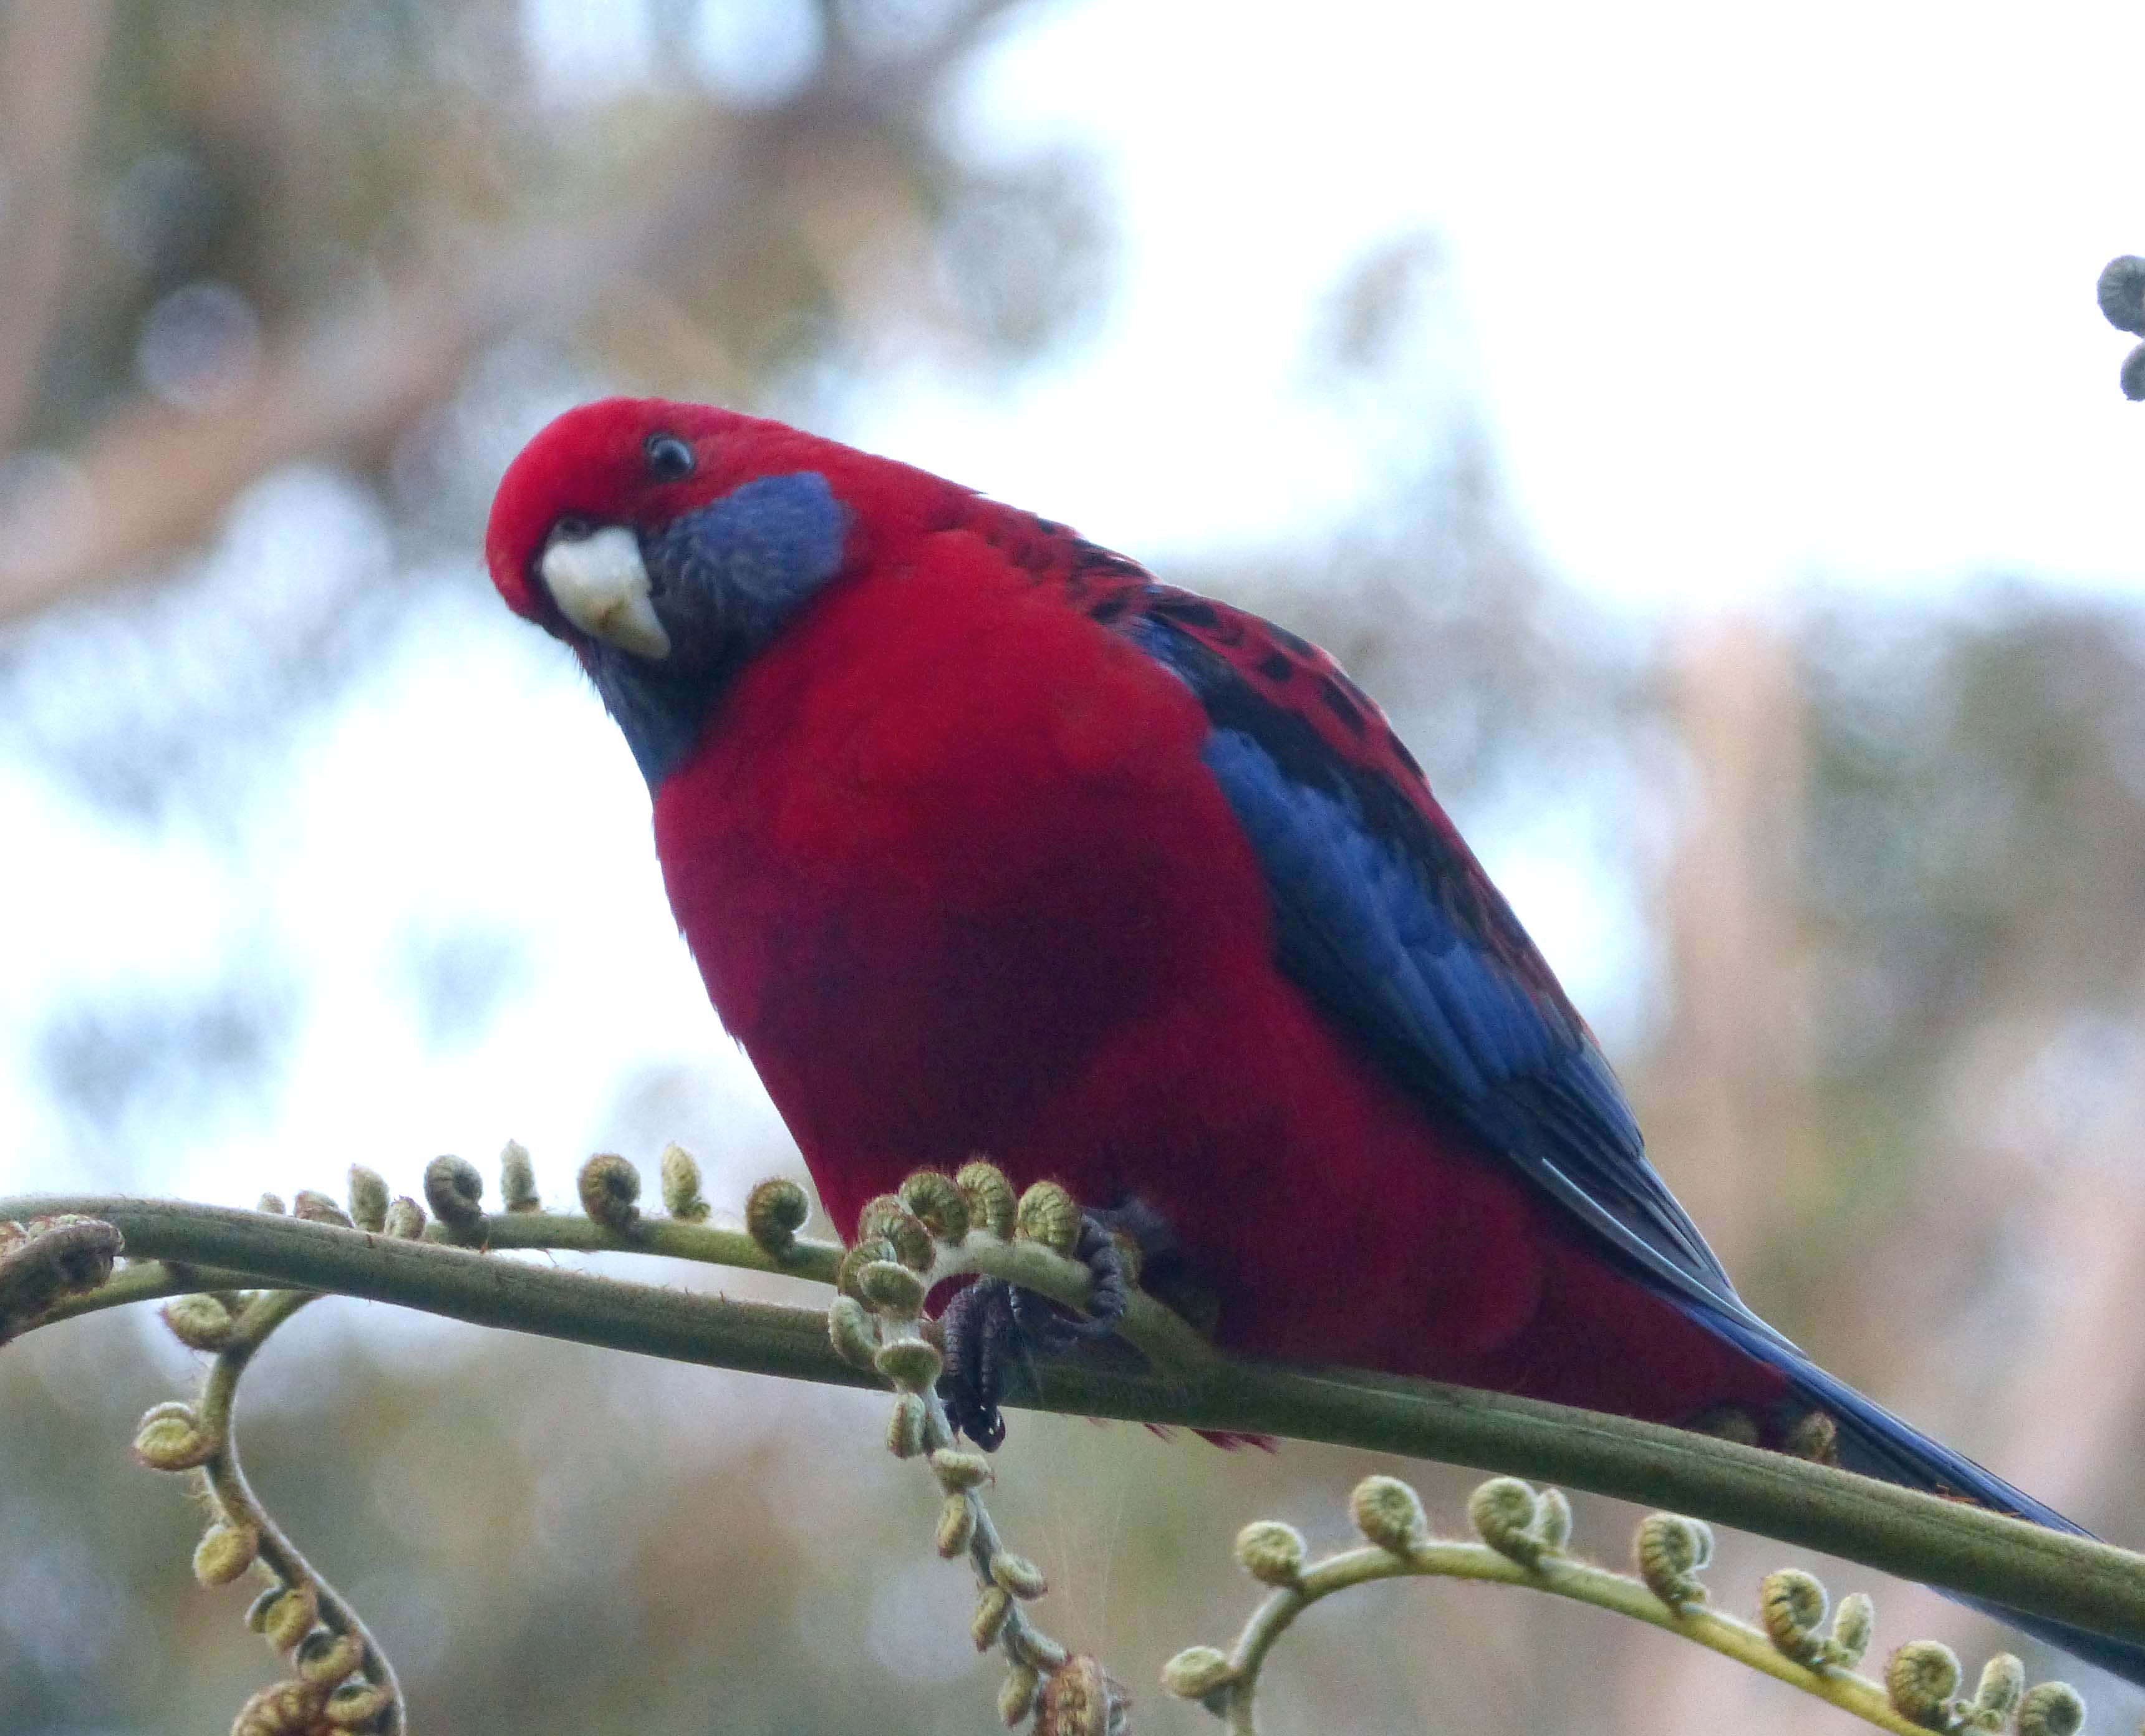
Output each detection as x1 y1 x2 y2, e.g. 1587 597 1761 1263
652 541 1785 1426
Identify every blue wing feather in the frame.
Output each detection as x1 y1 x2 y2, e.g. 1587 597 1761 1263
1124 604 2145 1687
1144 615 1755 1323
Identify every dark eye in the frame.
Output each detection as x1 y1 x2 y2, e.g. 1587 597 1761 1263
644 433 695 481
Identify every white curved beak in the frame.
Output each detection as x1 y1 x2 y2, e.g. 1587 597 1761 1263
540 525 672 659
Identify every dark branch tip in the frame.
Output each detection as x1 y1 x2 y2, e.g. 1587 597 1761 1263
899 1169 971 1243
162 1292 239 1352
1760 1568 1831 1666
658 1143 710 1222
499 1140 541 1213
346 1167 390 1234
291 1191 354 1230
856 1195 934 1271
576 1154 641 1233
2097 256 2145 336
1036 1654 1130 1736
0 1215 123 1338
2120 342 2145 402
745 1175 809 1255
422 1156 487 1241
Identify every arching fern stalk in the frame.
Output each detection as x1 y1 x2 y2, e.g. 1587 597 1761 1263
2 1149 2139 1734
1162 1474 2088 1736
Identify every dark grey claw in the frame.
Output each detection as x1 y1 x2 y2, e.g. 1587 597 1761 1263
939 1277 1015 1450
937 1208 1142 1449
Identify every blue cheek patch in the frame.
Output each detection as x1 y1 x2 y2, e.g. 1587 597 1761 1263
594 471 849 792
650 470 849 655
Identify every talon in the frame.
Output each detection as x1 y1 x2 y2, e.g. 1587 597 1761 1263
939 1278 1016 1449
933 1207 1146 1449
1011 1215 1130 1351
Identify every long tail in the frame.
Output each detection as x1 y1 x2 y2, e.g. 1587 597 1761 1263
1697 1308 2145 1688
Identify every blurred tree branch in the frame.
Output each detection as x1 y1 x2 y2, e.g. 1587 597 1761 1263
9 1186 2145 1663
0 0 1032 625
0 0 114 456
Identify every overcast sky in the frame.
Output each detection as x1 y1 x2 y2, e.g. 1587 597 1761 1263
860 0 2145 607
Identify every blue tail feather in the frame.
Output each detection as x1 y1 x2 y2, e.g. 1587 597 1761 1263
1695 1306 2145 1689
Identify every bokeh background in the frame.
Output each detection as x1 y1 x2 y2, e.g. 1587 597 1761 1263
4 1 2144 1730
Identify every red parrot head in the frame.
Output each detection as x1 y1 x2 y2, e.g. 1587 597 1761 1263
485 397 963 784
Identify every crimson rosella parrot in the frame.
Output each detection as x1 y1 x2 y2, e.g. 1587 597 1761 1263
486 398 2141 1683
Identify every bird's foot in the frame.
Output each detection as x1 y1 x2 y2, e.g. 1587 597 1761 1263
937 1208 1142 1450
1688 1399 1840 1465
938 1276 1015 1450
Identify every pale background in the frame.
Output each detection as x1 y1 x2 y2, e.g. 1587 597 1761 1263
4 1 2144 1730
